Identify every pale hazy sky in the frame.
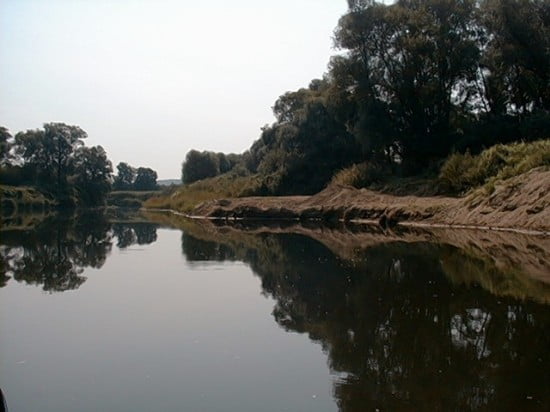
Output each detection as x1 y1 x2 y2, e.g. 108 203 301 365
0 0 349 178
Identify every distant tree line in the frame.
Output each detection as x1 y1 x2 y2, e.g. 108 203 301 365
181 0 549 194
0 123 112 206
1 123 159 207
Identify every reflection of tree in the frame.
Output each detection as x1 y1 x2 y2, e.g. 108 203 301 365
112 223 158 248
0 249 11 287
1 217 161 292
112 225 136 248
0 213 112 292
133 223 157 245
182 232 550 411
181 233 236 262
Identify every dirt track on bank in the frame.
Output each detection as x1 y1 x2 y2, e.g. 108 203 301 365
191 167 550 233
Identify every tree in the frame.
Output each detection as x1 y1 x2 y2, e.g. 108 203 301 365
333 0 481 172
480 0 550 115
134 167 157 190
244 80 363 194
113 162 136 190
0 126 12 166
181 150 220 184
15 123 87 189
72 145 113 205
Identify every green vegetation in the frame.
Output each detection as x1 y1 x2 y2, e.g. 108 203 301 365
439 140 550 193
182 150 243 184
145 173 263 212
113 162 158 191
1 123 159 210
107 190 162 209
331 162 388 188
4 1 549 212
0 123 112 207
175 0 549 201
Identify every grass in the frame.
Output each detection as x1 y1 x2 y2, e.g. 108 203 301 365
331 162 387 188
143 173 264 212
439 139 550 193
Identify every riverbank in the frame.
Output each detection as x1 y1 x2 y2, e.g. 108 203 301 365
183 167 550 233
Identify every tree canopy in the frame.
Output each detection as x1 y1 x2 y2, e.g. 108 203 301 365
113 162 158 191
0 123 158 206
180 0 548 193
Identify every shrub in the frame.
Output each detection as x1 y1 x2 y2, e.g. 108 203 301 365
331 162 387 188
439 152 477 191
439 140 550 193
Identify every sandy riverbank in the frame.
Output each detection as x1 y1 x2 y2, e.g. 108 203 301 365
187 167 549 234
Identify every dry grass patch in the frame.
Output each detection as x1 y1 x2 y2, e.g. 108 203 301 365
144 173 264 213
440 140 550 193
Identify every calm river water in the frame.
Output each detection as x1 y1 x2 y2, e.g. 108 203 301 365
1 212 549 411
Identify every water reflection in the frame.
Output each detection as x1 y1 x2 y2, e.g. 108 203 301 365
0 213 159 292
112 222 158 248
178 222 550 411
2 213 549 410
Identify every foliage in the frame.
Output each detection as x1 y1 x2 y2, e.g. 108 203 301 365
134 167 158 191
332 0 483 172
181 150 242 184
1 123 160 207
331 162 388 188
439 140 550 192
0 127 12 166
330 0 548 173
113 162 136 190
107 190 161 209
145 172 263 212
175 0 549 200
0 123 143 207
72 146 113 205
14 123 87 190
0 164 38 187
5 0 550 209
479 0 550 116
113 162 159 191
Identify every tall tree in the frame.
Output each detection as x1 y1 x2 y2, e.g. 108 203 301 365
15 123 87 189
0 126 12 166
134 167 158 191
480 0 550 115
72 146 113 205
113 162 136 190
333 0 481 172
181 150 220 184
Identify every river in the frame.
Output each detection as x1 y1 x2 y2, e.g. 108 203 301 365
1 211 549 411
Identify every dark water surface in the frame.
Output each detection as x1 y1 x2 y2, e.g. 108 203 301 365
1 213 549 411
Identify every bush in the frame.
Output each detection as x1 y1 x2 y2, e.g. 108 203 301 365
439 140 550 193
144 173 265 212
438 152 477 191
331 162 387 188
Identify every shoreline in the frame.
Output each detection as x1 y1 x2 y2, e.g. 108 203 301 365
143 207 550 237
143 167 550 236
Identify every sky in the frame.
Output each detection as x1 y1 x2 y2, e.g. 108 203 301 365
0 0 349 179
